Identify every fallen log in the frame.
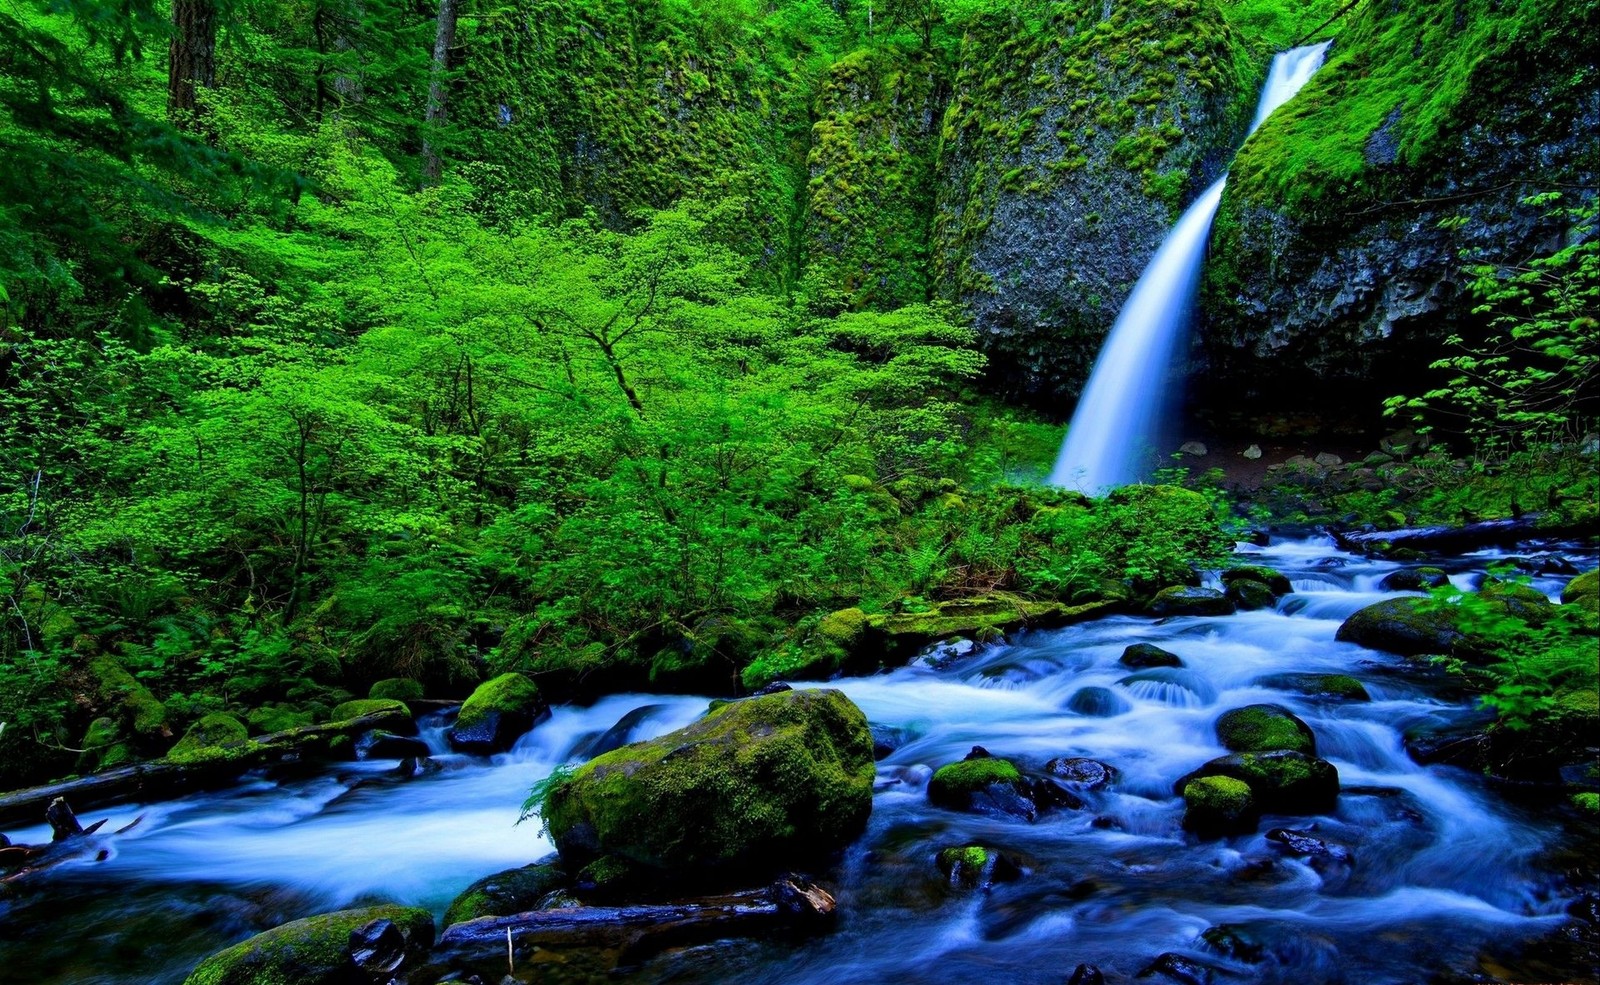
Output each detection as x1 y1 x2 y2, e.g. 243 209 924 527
0 710 410 828
437 876 835 959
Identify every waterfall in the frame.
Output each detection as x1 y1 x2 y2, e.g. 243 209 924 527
1049 42 1332 493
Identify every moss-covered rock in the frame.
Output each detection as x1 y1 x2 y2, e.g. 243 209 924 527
1120 642 1183 668
927 756 1040 821
1221 565 1292 595
1215 704 1316 755
246 705 315 735
368 678 424 702
1182 775 1259 836
1147 586 1236 617
1225 578 1278 611
89 655 168 749
1563 568 1599 610
448 673 548 754
935 844 1023 890
167 714 252 764
542 688 874 883
76 716 134 773
328 698 415 735
1176 750 1339 814
1335 597 1466 656
442 861 567 928
1255 673 1370 702
1378 567 1450 592
181 905 433 985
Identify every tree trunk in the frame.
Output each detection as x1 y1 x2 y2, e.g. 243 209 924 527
420 0 459 182
168 0 219 123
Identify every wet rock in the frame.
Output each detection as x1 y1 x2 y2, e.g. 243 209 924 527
1335 597 1465 657
1225 579 1278 611
1201 924 1263 962
1120 643 1184 669
1148 586 1236 618
356 730 430 761
349 917 406 976
754 681 794 696
1266 826 1352 864
870 724 912 760
1183 776 1259 836
1118 668 1219 707
1066 686 1130 717
1510 554 1579 576
1137 951 1220 985
1028 777 1086 812
544 689 874 883
1176 750 1339 814
329 699 417 736
1067 964 1106 985
181 905 434 985
913 637 980 669
1215 704 1316 755
1563 569 1598 609
1044 758 1119 790
1220 567 1290 598
571 704 665 760
447 673 550 755
444 860 567 927
935 845 1023 890
928 757 1041 822
1255 673 1370 702
1378 567 1450 592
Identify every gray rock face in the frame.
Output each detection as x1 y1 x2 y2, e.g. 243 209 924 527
932 0 1254 402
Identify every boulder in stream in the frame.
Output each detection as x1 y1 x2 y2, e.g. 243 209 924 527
542 688 874 885
1221 565 1292 596
1137 951 1223 984
1255 673 1370 702
166 714 253 765
1177 750 1339 814
1215 704 1316 755
1044 758 1119 790
1378 567 1450 592
447 673 549 754
182 904 434 985
1147 586 1236 618
1335 597 1466 656
1225 579 1278 611
444 859 568 927
1120 643 1184 669
935 845 1023 890
1066 686 1130 717
927 756 1040 822
1182 776 1259 836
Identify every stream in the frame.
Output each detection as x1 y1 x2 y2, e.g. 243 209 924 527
0 535 1593 984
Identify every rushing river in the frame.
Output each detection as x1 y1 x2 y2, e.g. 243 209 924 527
1 535 1593 984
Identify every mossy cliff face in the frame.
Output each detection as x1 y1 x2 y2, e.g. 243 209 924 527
543 688 874 881
1202 0 1600 410
932 0 1254 401
804 48 946 309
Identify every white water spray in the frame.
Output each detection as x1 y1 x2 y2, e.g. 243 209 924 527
1049 42 1331 493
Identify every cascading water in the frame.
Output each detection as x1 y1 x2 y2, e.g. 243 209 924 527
1049 42 1332 493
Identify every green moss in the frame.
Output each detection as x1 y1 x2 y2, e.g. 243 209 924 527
1182 775 1259 835
457 673 541 730
1215 704 1315 754
245 705 314 735
928 757 1022 799
90 655 168 741
168 713 250 762
1573 792 1600 813
1221 565 1292 595
368 678 424 702
543 688 874 878
442 862 566 927
182 905 434 985
1562 569 1599 612
329 698 411 723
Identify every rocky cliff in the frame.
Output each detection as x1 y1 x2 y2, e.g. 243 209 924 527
1201 0 1600 414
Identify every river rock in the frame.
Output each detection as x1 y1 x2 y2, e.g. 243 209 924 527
1182 775 1259 837
1176 751 1339 814
927 756 1039 822
1379 567 1450 592
1220 565 1292 596
167 713 251 763
1120 643 1184 669
935 844 1023 890
355 730 430 761
913 637 980 669
1137 951 1222 985
182 904 434 985
1201 924 1264 962
1067 964 1106 985
1215 704 1316 755
1266 826 1352 864
443 860 568 927
571 704 666 760
1242 444 1263 460
1564 569 1599 619
1254 673 1370 702
1045 758 1119 790
1066 686 1130 717
542 689 874 883
1225 579 1278 611
1335 597 1465 656
447 673 550 755
1147 586 1236 618
367 678 424 702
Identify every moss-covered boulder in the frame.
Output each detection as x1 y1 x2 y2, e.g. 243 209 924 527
1225 579 1278 611
542 688 874 883
447 673 548 754
1335 597 1466 656
182 905 433 985
1182 776 1259 836
1221 566 1292 596
167 714 253 764
1255 673 1370 702
1176 751 1339 814
246 705 315 735
90 655 169 750
1563 568 1599 610
1215 704 1316 755
1065 686 1129 717
368 678 424 702
927 756 1040 822
443 861 567 928
1147 586 1236 618
329 699 416 735
1379 567 1450 592
76 716 134 773
935 845 1023 890
1120 643 1183 668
